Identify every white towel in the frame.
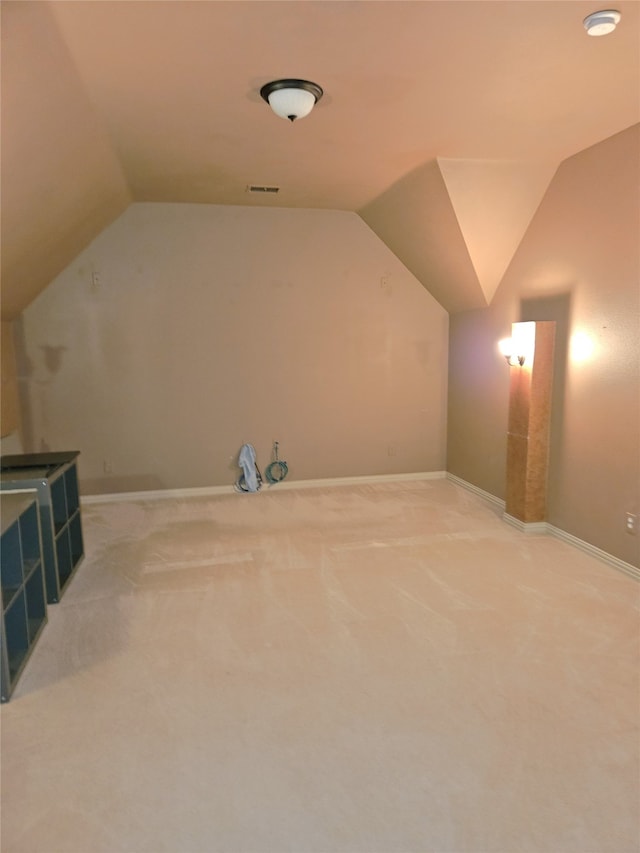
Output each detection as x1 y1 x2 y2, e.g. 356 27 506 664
237 443 261 492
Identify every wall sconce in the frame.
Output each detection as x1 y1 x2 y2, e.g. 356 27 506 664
499 338 526 366
499 322 536 367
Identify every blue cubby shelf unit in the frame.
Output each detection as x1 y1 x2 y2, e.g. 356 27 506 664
1 452 84 605
1 493 48 701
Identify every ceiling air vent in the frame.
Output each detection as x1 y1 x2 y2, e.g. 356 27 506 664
246 184 280 194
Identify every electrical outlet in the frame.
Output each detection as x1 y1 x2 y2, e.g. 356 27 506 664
387 444 396 457
103 460 113 474
626 513 637 534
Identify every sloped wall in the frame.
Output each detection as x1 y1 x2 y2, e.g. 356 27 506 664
0 1 131 320
359 160 484 314
14 205 448 493
359 157 556 314
448 126 640 566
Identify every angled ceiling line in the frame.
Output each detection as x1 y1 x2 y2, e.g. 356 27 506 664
436 158 559 305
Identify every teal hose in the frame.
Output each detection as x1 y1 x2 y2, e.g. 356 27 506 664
265 460 288 483
265 441 288 484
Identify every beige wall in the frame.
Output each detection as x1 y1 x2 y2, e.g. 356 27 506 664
448 125 640 566
14 205 448 493
1 321 20 437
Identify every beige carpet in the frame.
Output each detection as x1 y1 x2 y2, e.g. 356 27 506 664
1 478 638 853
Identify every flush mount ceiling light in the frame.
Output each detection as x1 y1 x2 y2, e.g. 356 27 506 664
260 79 323 122
583 9 621 35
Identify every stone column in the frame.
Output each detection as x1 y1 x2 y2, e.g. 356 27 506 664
505 321 555 524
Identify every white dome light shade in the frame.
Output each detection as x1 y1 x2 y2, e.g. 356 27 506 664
268 87 315 121
583 9 621 35
260 79 323 122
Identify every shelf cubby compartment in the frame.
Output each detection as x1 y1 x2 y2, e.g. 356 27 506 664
1 519 23 610
69 512 84 567
56 527 73 590
25 565 47 644
5 589 29 681
65 465 80 517
19 501 42 574
51 475 68 534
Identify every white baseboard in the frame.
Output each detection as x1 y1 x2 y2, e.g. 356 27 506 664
82 484 234 504
546 524 640 582
448 474 640 582
446 473 505 511
502 513 548 534
81 470 447 505
271 470 446 490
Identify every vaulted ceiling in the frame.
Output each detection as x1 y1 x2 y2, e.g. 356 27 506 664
2 0 638 319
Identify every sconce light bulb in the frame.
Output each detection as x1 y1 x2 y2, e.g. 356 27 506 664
499 338 513 358
498 339 525 366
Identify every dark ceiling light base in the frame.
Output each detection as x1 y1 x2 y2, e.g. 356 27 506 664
260 79 324 122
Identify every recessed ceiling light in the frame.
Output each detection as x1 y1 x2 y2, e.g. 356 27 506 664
583 9 621 36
